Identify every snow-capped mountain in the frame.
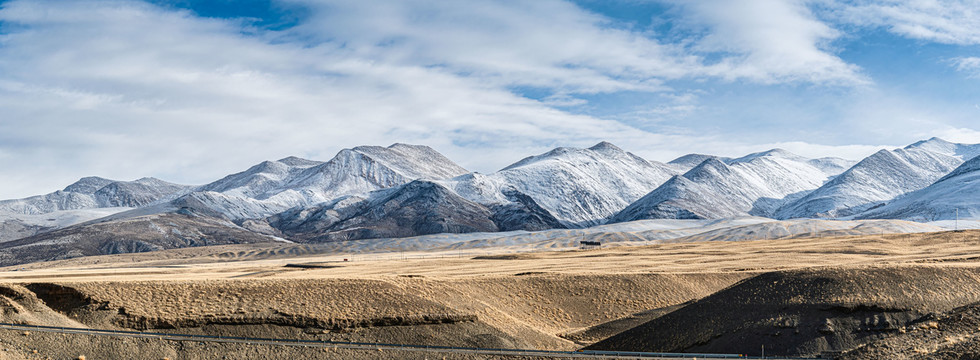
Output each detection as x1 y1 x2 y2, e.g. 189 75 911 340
174 144 470 220
271 180 500 242
774 138 980 219
441 142 678 227
611 149 845 222
271 141 677 240
858 155 980 221
0 176 191 215
2 137 979 260
197 156 322 197
270 175 566 242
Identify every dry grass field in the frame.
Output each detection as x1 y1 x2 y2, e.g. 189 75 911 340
0 229 978 359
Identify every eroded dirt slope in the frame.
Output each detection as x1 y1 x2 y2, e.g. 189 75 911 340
589 266 980 357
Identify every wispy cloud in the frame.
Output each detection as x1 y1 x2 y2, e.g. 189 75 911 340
836 0 980 45
671 0 869 85
951 56 980 77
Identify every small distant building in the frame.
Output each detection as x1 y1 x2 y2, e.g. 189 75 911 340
579 240 601 250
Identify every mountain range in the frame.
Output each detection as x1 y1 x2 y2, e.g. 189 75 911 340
1 137 978 265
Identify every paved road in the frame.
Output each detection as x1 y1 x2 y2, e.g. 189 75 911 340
0 322 804 359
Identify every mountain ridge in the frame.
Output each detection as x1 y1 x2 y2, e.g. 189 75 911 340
774 139 972 219
1 138 978 257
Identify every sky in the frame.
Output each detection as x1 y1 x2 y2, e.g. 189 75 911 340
0 0 979 199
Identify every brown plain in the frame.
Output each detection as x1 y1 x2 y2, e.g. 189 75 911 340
0 230 978 359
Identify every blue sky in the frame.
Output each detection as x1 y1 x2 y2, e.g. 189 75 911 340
0 0 979 198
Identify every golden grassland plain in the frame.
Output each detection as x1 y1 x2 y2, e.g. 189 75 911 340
0 230 977 359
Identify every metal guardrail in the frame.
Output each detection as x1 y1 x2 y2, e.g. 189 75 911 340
0 322 812 359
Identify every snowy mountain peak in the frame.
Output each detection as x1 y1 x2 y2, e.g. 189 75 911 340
63 176 115 194
729 148 805 164
684 157 733 180
807 157 857 175
588 141 624 153
775 139 967 219
669 154 719 166
905 137 980 160
667 154 731 173
276 156 321 167
906 137 953 150
198 157 310 196
272 179 500 242
859 153 980 221
349 144 469 180
132 177 174 186
617 146 841 222
472 142 679 226
501 147 573 171
174 143 469 221
2 176 191 215
610 175 704 222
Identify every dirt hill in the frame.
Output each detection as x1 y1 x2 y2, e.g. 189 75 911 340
588 266 980 357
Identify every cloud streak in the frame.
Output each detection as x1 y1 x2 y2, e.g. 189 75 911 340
952 56 980 77
838 0 980 45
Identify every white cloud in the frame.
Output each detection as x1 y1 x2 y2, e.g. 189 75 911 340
282 0 698 94
838 0 980 45
286 0 869 88
671 0 869 85
952 56 980 77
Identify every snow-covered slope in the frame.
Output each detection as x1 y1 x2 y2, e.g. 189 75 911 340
906 137 980 160
270 174 565 242
807 157 858 175
859 155 980 221
775 138 977 219
272 180 501 242
612 149 842 222
283 141 677 233
198 156 322 197
176 144 470 220
666 154 731 173
440 142 678 227
0 177 191 215
0 207 132 243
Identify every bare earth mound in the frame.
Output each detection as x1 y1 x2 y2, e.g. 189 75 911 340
588 266 980 357
840 300 980 360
